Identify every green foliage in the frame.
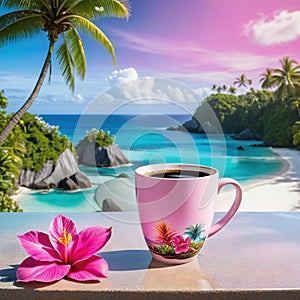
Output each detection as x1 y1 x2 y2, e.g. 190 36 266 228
196 89 298 147
263 101 297 147
194 93 239 123
156 244 175 255
0 147 23 212
0 112 73 172
83 128 115 147
96 129 115 147
292 121 300 147
14 113 71 172
0 96 74 211
0 90 8 109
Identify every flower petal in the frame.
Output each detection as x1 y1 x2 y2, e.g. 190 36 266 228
48 214 77 261
69 227 112 264
18 231 61 262
67 255 108 281
17 257 70 282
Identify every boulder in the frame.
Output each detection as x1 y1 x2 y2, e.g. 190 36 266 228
18 148 92 191
32 181 52 190
167 119 219 134
43 149 79 186
182 119 200 132
76 141 130 167
237 146 245 150
101 198 122 212
118 173 130 178
250 143 269 148
18 160 53 188
70 171 92 189
231 128 262 141
58 178 80 191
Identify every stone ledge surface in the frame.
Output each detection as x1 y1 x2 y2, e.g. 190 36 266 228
0 212 299 299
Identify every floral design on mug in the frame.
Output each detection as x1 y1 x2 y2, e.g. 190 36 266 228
146 221 206 260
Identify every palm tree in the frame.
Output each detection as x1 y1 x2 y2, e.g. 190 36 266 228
184 224 205 242
211 84 217 93
216 86 223 94
0 0 129 145
259 68 275 90
233 74 252 94
271 57 300 101
228 86 236 95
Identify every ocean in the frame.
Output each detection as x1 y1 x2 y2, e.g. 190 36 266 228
17 114 283 212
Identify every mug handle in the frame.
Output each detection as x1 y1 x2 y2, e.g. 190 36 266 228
208 178 242 238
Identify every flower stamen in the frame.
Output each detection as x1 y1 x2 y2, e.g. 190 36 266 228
58 229 72 246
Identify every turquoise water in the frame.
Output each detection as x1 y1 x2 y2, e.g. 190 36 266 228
18 114 283 212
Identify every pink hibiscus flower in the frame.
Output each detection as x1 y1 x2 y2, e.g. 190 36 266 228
17 214 111 283
172 235 191 254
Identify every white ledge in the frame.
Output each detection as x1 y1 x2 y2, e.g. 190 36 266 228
0 212 300 300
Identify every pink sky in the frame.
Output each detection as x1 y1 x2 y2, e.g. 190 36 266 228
103 0 300 88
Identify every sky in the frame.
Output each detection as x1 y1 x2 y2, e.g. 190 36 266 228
1 0 300 114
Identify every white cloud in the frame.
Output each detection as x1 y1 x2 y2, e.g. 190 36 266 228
244 10 300 45
106 67 139 86
195 87 212 100
85 77 204 114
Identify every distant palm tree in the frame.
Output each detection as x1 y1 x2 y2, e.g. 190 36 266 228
211 84 217 93
0 0 129 145
233 74 252 94
216 86 223 94
271 57 300 101
259 68 275 90
222 85 227 92
228 86 236 95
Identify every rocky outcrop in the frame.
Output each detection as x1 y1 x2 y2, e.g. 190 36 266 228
18 160 54 188
76 141 130 167
18 149 92 190
167 119 219 134
101 198 122 212
231 128 262 141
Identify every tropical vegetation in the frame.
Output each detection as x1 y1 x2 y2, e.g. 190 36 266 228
0 93 74 211
0 146 23 211
0 0 130 145
148 221 206 259
78 128 115 149
200 56 300 148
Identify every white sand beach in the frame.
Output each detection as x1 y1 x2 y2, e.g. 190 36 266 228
216 148 300 212
12 148 300 212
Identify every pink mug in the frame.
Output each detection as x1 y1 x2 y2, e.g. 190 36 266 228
135 163 242 264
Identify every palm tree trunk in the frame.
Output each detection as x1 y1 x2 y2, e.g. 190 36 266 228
0 41 54 145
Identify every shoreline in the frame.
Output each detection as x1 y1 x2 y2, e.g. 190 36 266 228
216 147 300 212
11 148 300 212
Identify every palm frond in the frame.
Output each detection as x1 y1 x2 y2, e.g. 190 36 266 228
65 26 86 79
1 0 43 10
0 11 42 46
56 33 75 91
67 0 130 19
70 16 116 64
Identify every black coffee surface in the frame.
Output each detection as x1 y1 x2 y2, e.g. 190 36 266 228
149 169 209 179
